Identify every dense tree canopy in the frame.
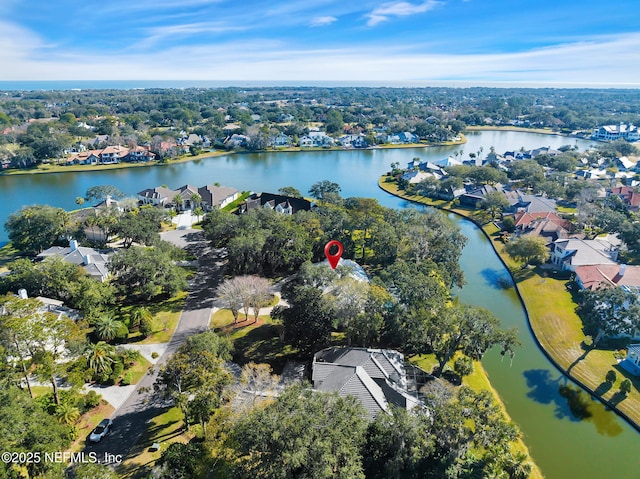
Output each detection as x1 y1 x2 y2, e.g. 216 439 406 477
5 205 70 255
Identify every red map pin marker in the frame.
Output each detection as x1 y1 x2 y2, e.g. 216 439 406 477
324 240 343 269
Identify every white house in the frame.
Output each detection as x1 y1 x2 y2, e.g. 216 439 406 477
550 238 619 271
622 344 640 376
591 123 640 142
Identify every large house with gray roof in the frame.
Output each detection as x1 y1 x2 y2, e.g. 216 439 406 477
138 184 239 211
37 239 111 282
312 347 422 419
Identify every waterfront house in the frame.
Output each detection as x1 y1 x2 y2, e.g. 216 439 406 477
622 344 640 376
591 123 640 142
550 238 619 271
138 184 239 211
239 192 315 215
311 347 421 419
574 264 640 291
513 211 573 242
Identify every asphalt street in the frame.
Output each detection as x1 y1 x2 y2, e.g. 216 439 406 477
84 228 225 462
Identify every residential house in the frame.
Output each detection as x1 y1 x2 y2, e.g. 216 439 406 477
610 186 640 211
137 186 177 207
591 123 640 142
387 132 419 144
459 184 504 208
401 170 442 184
239 193 315 215
197 185 239 210
434 156 463 168
269 132 292 147
513 211 573 243
312 347 422 419
125 146 156 162
138 184 239 211
622 344 640 376
225 134 249 148
338 134 368 148
300 129 334 148
615 156 636 171
573 264 640 291
550 238 619 271
37 240 111 282
507 194 558 214
99 145 129 164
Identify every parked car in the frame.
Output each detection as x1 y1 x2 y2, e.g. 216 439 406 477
89 418 113 443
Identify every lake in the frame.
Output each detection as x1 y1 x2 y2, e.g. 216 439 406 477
1 130 638 478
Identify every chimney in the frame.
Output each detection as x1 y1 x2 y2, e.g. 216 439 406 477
18 289 28 299
619 264 627 277
84 254 91 265
69 239 78 251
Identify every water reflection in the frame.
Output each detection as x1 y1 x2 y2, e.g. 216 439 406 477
524 369 624 437
480 267 514 289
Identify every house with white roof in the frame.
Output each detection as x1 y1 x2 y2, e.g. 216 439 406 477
550 238 619 272
312 347 422 419
591 123 640 142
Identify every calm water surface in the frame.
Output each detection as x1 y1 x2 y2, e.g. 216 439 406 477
1 131 638 477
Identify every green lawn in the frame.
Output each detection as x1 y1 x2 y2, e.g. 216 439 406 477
120 291 187 344
409 354 544 479
486 231 640 426
210 309 298 374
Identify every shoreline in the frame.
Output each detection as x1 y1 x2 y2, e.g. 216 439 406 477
377 176 640 434
0 138 466 177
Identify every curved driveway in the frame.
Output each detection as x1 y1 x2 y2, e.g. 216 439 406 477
85 228 224 462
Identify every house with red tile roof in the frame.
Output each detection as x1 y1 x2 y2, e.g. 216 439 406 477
610 186 640 211
513 211 574 243
574 264 640 291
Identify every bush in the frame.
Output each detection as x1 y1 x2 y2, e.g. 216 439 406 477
120 373 132 386
83 390 102 410
108 361 125 385
139 317 153 337
151 351 159 359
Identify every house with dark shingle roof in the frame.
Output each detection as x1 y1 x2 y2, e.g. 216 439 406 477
239 193 315 215
312 347 421 419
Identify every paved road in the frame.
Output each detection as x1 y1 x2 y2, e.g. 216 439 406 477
85 228 225 463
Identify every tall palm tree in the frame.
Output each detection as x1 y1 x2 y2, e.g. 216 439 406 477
129 306 152 331
55 402 80 425
93 315 122 342
85 341 116 377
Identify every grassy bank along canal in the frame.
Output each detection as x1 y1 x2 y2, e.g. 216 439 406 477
378 175 640 431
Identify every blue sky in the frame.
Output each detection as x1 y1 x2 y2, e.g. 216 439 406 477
2 0 640 85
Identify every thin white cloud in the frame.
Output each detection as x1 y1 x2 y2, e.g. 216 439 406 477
2 18 640 87
310 16 338 27
366 1 441 27
134 21 248 50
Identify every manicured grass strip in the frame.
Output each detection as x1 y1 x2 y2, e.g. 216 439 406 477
121 291 187 344
380 175 640 430
409 354 543 479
